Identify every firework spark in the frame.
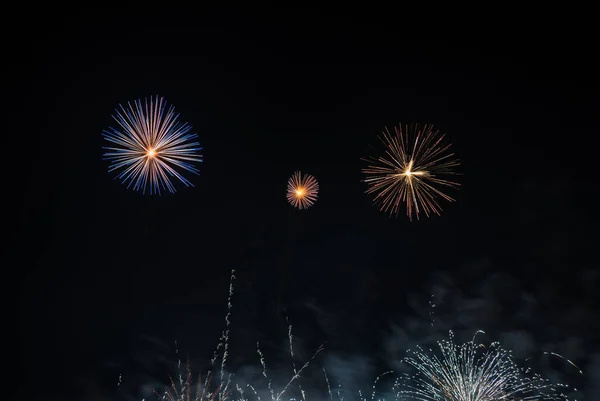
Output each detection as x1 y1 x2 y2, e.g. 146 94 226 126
102 96 202 195
287 171 319 210
362 123 460 220
395 331 575 401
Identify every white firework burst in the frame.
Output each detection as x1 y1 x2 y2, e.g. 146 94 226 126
395 331 575 401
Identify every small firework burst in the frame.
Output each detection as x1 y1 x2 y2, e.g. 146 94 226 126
102 95 202 195
362 123 460 221
287 171 319 210
395 330 574 401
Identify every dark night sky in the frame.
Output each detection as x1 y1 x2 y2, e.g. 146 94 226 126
14 9 598 401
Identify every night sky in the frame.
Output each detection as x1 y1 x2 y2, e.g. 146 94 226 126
15 9 598 401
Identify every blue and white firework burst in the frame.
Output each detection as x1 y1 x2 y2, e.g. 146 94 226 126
102 96 202 194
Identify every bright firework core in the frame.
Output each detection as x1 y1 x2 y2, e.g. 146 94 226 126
147 148 156 158
392 160 425 179
295 188 305 196
403 160 424 177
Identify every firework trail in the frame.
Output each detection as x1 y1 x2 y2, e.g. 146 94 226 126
395 330 576 401
142 270 325 401
287 171 319 210
362 123 460 221
102 95 202 195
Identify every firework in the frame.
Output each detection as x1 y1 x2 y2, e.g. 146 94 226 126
362 123 460 220
146 270 324 401
395 331 574 401
102 96 202 195
287 171 319 209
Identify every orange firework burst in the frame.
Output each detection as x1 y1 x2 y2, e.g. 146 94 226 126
287 171 319 210
362 123 460 221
